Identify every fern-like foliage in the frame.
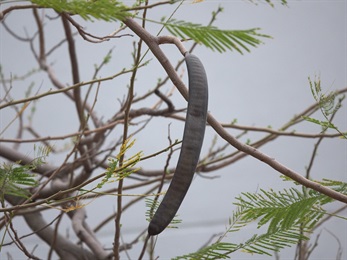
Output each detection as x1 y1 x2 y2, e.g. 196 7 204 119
0 165 37 199
97 137 142 189
0 146 51 198
303 76 346 138
0 145 49 199
145 197 182 228
164 20 269 53
235 188 325 232
173 224 307 259
248 0 288 7
31 0 130 21
30 1 268 54
174 180 347 259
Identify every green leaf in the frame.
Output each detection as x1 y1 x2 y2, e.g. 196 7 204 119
97 138 142 188
302 116 337 130
248 0 288 7
0 146 48 199
31 0 130 21
0 164 38 199
164 20 270 53
145 197 182 228
176 181 346 259
234 188 329 232
307 76 346 138
173 242 239 260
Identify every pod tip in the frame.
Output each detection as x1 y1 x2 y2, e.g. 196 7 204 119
148 222 162 236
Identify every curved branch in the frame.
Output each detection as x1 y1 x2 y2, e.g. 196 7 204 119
123 17 347 204
126 0 177 11
4 194 95 259
61 13 84 126
24 211 95 260
68 208 111 259
0 4 39 21
169 114 345 138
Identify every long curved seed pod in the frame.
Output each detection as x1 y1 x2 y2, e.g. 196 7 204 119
148 52 209 236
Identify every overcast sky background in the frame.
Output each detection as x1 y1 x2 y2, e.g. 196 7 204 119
1 0 346 259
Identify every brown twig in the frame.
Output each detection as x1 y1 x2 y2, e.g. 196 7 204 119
0 4 39 21
61 13 85 127
126 0 177 11
123 17 347 204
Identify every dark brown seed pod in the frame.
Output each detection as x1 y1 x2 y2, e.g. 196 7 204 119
148 52 208 236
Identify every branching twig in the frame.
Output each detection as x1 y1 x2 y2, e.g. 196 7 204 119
0 4 39 21
123 17 347 204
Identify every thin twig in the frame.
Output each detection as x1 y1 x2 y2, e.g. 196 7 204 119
123 17 347 204
114 14 146 256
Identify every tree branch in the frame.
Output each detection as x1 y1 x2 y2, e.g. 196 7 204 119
123 17 347 204
23 211 95 260
69 208 111 259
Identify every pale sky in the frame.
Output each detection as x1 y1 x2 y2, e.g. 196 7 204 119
1 1 346 259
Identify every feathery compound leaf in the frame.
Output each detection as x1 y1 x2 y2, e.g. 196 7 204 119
173 242 239 260
31 0 129 21
164 20 269 53
173 225 306 259
174 181 346 259
306 76 347 138
0 163 38 199
0 146 48 199
145 198 182 227
248 0 288 7
97 138 142 188
234 188 326 232
302 116 338 130
227 206 250 233
241 226 307 256
318 178 347 188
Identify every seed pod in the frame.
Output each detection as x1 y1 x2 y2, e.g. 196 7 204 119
148 52 208 236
